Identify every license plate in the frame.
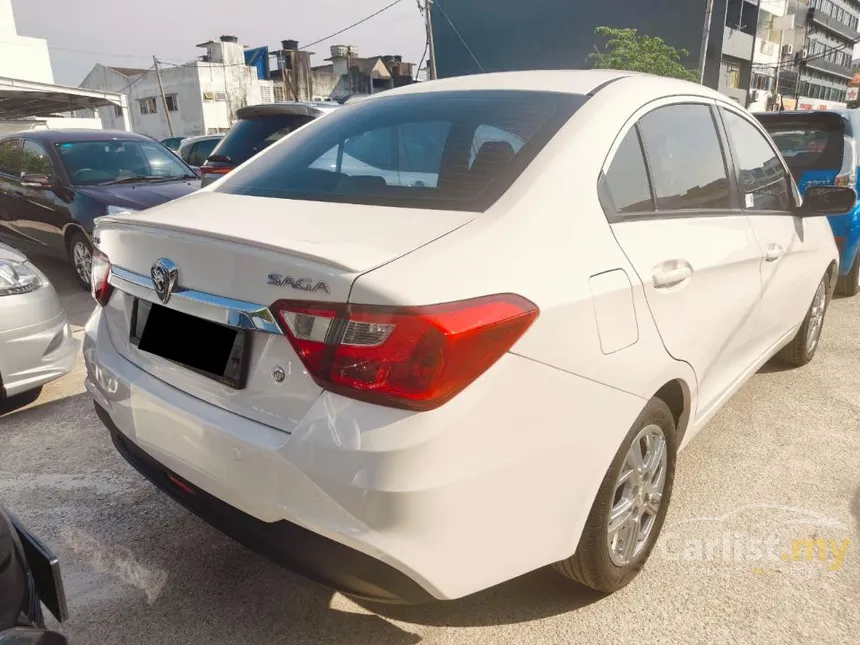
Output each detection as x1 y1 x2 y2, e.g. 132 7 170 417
131 299 249 389
9 514 69 623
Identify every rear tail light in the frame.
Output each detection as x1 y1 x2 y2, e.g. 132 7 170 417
272 295 538 411
200 166 231 176
91 248 113 306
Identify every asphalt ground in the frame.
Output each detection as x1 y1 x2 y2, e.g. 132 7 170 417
1 254 858 645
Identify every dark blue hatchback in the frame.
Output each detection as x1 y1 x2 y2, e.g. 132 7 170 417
0 129 200 289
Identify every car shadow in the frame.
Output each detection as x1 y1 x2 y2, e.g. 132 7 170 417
356 569 604 627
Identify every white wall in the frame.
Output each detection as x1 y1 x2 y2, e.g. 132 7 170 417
79 64 139 131
78 39 275 139
0 0 54 84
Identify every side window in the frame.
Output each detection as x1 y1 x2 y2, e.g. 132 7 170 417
605 128 654 214
22 140 54 176
0 139 22 177
721 110 792 211
638 104 732 211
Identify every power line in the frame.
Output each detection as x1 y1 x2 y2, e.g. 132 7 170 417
302 0 406 50
434 0 484 73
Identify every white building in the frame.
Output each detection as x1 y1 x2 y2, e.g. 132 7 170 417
0 0 122 132
0 0 53 84
78 36 276 140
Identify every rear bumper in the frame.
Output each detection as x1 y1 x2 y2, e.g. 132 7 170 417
95 402 433 604
83 304 647 600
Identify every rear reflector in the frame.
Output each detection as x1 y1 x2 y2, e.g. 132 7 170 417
272 295 538 411
91 248 113 307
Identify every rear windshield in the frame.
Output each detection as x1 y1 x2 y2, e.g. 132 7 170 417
757 115 846 181
215 90 586 212
210 114 316 166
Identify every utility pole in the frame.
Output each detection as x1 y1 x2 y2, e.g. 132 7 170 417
698 0 715 84
425 0 438 80
152 56 174 137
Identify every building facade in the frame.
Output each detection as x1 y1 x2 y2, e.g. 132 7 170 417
79 37 275 139
748 0 859 111
798 0 860 109
0 0 53 85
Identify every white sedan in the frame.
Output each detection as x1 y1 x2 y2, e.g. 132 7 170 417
0 244 77 409
82 70 848 602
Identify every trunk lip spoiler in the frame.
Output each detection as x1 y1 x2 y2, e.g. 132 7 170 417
108 265 283 335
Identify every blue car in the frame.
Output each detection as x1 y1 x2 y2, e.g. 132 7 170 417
756 110 860 296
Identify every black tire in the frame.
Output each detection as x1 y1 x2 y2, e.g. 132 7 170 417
553 398 677 593
836 251 860 297
67 230 92 291
778 272 831 367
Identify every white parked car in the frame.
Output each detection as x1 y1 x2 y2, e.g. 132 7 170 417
82 70 849 602
1 244 77 409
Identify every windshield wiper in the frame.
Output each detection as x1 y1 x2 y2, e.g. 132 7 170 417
100 175 178 185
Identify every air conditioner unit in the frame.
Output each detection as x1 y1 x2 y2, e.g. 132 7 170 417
202 91 216 100
796 48 808 61
782 44 794 56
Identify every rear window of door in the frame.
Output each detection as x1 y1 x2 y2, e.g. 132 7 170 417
637 104 732 211
721 110 792 211
604 128 655 214
216 90 586 212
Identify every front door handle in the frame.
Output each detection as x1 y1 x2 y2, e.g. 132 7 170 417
765 243 785 262
652 260 693 289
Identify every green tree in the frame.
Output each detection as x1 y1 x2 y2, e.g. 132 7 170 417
589 26 699 82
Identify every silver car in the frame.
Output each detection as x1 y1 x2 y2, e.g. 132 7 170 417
0 243 78 407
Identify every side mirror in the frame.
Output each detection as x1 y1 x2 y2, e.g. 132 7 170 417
20 174 51 190
801 186 857 216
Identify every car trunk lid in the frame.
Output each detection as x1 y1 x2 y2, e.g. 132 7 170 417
93 191 475 432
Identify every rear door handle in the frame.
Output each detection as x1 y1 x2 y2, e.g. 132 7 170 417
652 260 693 289
765 243 785 262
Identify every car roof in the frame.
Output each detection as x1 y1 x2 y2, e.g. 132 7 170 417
2 129 157 144
235 101 340 120
369 69 727 102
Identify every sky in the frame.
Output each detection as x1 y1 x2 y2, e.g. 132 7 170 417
11 0 428 86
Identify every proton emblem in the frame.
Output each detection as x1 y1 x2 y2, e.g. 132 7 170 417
151 258 178 304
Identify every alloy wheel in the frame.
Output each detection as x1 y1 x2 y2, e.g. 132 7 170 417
73 240 92 287
606 424 668 566
805 280 827 355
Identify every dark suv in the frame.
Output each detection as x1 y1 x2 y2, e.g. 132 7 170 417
199 102 338 186
0 129 200 289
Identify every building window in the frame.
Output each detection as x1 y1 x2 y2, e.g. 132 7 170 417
114 105 123 118
165 94 179 112
139 97 158 115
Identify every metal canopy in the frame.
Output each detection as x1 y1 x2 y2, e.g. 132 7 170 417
0 75 125 120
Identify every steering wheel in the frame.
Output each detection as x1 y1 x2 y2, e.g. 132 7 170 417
72 168 95 179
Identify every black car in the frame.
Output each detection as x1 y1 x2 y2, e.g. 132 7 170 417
0 504 68 644
0 130 200 289
199 102 338 187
